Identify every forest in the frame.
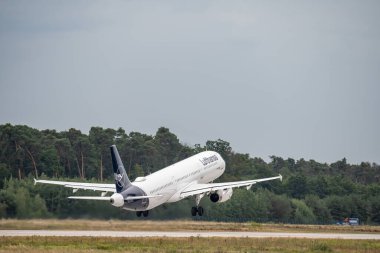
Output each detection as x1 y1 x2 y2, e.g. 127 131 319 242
0 123 379 224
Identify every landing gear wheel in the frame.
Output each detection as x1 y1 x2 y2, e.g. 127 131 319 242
136 211 142 217
143 210 149 217
191 206 204 216
191 206 197 216
197 206 204 216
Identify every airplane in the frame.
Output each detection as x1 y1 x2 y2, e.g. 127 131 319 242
35 145 282 217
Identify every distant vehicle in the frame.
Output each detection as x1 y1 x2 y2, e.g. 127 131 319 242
35 145 282 217
349 218 359 226
338 217 360 226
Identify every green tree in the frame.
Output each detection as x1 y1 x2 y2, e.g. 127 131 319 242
348 195 369 223
1 123 380 222
304 195 332 224
89 127 117 181
0 163 11 188
154 127 181 166
291 199 316 224
269 194 292 222
131 164 144 180
65 129 96 179
325 195 350 222
40 146 63 177
54 138 76 177
233 153 253 176
286 174 308 199
308 176 328 198
369 196 380 224
0 183 17 217
270 156 285 174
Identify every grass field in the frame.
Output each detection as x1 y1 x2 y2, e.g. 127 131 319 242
1 219 380 234
0 236 379 253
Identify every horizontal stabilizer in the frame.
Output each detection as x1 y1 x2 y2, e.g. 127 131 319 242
68 195 162 201
68 196 111 201
125 195 162 200
34 179 116 192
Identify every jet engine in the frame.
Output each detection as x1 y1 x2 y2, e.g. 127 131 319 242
210 188 233 203
110 193 124 207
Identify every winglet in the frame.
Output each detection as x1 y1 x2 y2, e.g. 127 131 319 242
279 174 283 182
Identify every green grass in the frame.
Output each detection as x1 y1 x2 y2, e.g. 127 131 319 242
0 236 379 253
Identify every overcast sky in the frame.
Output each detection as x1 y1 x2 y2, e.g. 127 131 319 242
0 0 379 164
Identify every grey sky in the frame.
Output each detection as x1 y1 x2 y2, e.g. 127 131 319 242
0 0 379 164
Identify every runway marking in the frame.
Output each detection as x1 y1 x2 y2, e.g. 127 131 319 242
1 230 380 240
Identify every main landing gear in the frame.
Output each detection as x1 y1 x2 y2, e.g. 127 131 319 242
136 210 149 217
191 193 205 216
191 206 204 216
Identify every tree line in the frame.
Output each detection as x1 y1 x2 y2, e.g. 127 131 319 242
0 123 379 224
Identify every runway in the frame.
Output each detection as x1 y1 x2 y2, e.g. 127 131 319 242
1 230 380 240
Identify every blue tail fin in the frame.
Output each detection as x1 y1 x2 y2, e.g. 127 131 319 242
110 145 132 193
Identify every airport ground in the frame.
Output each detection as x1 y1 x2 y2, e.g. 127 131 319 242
1 219 379 253
1 219 380 233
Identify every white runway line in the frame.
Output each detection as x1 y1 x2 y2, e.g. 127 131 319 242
1 230 380 240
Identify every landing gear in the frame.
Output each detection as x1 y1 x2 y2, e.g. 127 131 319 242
136 210 149 217
191 193 205 216
191 206 204 216
191 207 197 216
197 206 204 216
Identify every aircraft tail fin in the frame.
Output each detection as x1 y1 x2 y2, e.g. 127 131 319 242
110 145 132 193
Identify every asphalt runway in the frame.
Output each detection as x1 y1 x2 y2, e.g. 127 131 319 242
1 230 380 240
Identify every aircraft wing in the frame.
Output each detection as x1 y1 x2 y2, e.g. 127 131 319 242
180 174 282 198
34 178 116 193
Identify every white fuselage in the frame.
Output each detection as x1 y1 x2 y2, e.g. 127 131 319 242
130 151 225 210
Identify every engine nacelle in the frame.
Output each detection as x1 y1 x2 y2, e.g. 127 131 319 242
110 193 124 207
210 188 233 203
